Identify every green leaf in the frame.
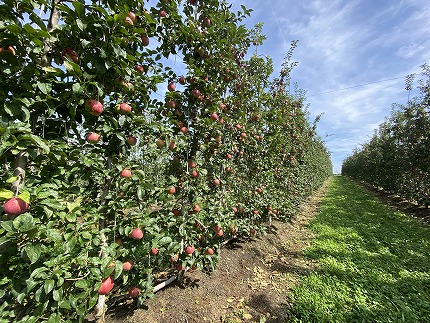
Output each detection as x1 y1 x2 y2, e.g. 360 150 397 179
44 279 55 294
72 82 82 94
0 188 14 199
13 214 35 232
25 243 42 264
37 82 52 95
47 313 61 323
158 236 173 246
72 1 85 17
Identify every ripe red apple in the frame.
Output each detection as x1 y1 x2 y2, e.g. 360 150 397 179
170 254 179 262
185 245 195 255
210 113 218 121
120 169 132 178
116 102 132 114
249 228 257 235
233 207 238 213
61 48 79 63
216 229 224 237
129 287 140 298
240 132 247 138
86 99 103 116
206 248 214 255
191 89 201 98
159 10 167 17
235 124 242 130
128 11 136 23
213 178 220 186
156 139 166 148
178 76 186 85
127 136 137 145
123 261 134 271
219 118 225 124
151 247 159 255
226 153 232 160
202 17 211 27
193 204 201 212
172 208 180 216
167 82 176 92
85 132 100 143
214 224 222 232
134 64 145 74
98 276 114 295
180 126 188 134
188 160 197 169
1 45 17 56
167 186 176 194
125 16 134 26
253 210 259 215
191 170 199 178
3 197 28 216
166 100 176 108
130 228 144 240
168 141 176 151
141 34 150 46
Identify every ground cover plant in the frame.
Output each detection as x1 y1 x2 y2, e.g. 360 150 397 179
290 176 430 322
0 0 331 322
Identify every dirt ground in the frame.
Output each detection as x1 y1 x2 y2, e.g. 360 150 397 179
105 180 330 323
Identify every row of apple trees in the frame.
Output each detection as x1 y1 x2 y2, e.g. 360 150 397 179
342 64 430 206
0 0 332 322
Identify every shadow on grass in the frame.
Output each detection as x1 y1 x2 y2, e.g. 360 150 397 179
289 176 430 323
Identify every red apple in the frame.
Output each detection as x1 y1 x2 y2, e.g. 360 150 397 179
240 132 247 138
206 248 214 255
253 210 259 215
120 169 132 178
156 139 166 148
191 89 201 98
193 204 201 212
98 276 114 295
3 197 28 216
215 229 224 237
235 124 242 130
86 99 103 116
226 153 232 160
210 112 219 121
134 64 145 74
178 76 186 85
130 228 144 240
151 247 159 255
141 34 150 46
167 186 176 194
116 102 132 114
191 170 199 178
86 132 100 143
168 141 176 151
125 16 134 26
128 11 136 23
61 48 79 63
213 178 220 186
214 224 222 232
129 287 140 298
233 207 238 213
159 10 167 17
180 126 188 134
188 160 197 168
170 254 179 262
127 136 137 145
185 245 195 255
167 82 176 92
202 17 211 27
166 100 176 108
123 261 134 271
249 228 257 235
172 209 180 216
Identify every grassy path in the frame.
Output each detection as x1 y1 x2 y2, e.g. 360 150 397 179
290 176 430 323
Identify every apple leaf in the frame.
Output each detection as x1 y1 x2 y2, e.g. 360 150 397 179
0 188 14 199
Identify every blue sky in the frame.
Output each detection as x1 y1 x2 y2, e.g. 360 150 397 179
230 0 430 173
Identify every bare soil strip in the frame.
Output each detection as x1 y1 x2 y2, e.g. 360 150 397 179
106 179 331 323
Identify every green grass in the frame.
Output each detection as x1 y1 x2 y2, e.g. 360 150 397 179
290 176 430 323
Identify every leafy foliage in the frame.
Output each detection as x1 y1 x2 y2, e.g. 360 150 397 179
342 65 430 206
0 0 331 321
